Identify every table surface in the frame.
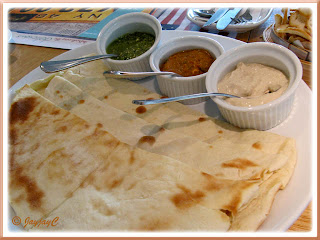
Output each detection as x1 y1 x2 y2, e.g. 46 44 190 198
8 9 312 232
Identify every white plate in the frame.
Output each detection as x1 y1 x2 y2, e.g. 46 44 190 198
187 8 273 33
9 30 312 232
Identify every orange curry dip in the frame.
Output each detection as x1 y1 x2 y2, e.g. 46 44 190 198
160 49 215 77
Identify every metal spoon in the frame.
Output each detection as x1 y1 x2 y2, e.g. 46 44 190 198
40 54 118 73
132 92 240 105
193 9 216 18
103 70 181 79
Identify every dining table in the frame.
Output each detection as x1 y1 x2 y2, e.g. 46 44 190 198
8 8 312 232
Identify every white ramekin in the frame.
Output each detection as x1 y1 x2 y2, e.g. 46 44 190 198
96 12 162 77
206 42 302 130
149 36 224 104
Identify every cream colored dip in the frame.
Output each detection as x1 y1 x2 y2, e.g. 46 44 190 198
218 62 289 107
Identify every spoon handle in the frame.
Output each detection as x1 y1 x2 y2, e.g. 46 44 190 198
103 71 180 78
40 54 117 73
132 92 240 105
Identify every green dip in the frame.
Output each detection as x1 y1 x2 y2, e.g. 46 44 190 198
106 32 155 60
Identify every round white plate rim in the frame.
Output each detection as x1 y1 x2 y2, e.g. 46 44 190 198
9 30 312 233
186 8 273 32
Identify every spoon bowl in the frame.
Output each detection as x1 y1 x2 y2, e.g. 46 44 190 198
193 9 215 18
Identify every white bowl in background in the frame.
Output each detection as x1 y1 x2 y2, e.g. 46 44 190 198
206 42 302 130
150 35 224 104
96 12 162 77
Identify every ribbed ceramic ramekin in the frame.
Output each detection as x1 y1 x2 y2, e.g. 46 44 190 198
150 36 224 105
206 42 302 130
96 12 162 78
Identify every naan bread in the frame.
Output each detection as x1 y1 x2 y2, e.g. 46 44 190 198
10 85 261 231
54 59 297 231
31 143 259 231
16 57 297 231
230 140 296 230
36 62 294 155
9 85 120 226
31 68 296 231
54 63 296 159
39 76 291 182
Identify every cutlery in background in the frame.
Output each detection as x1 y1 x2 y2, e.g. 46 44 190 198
232 8 252 24
203 8 229 27
193 9 215 18
216 8 242 30
239 8 252 22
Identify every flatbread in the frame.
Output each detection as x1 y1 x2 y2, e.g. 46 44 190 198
39 76 291 182
53 59 297 231
31 143 259 231
13 58 297 231
32 72 297 231
10 86 262 231
230 140 297 231
9 85 119 226
36 63 294 156
55 64 296 158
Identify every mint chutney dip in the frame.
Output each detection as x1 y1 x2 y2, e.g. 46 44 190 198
106 32 155 60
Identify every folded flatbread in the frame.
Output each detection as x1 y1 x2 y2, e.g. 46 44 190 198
9 85 119 225
31 141 259 231
52 61 294 155
39 76 291 182
10 57 297 231
53 60 296 231
28 59 296 231
10 85 262 231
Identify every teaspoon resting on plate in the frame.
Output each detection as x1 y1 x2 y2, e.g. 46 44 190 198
132 92 240 105
40 54 118 73
132 88 282 105
103 70 181 78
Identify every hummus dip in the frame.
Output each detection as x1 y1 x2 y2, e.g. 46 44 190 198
218 62 289 107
